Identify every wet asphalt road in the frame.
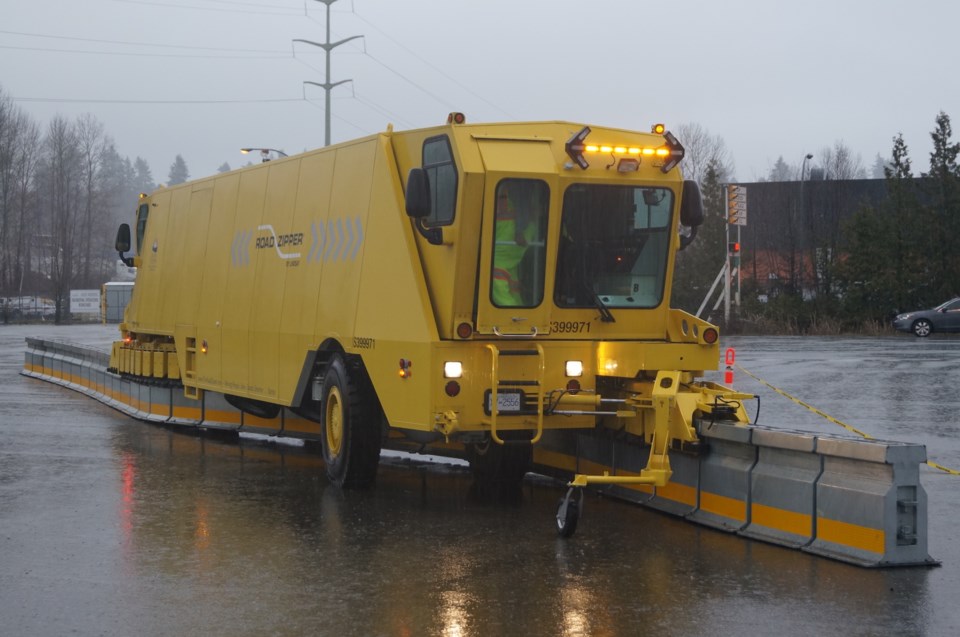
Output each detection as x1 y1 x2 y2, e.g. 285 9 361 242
2 324 959 636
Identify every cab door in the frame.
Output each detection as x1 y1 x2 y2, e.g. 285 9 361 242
474 139 557 336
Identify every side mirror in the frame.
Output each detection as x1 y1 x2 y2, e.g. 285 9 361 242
116 223 131 253
405 168 431 218
115 224 134 267
680 180 704 227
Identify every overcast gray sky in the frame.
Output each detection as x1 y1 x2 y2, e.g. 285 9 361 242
2 0 958 183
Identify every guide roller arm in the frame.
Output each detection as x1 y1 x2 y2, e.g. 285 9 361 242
568 370 680 488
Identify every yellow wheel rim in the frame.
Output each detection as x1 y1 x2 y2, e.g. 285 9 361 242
325 386 344 457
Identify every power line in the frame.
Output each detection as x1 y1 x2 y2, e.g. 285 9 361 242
6 1 513 141
293 56 413 130
350 6 513 120
0 44 289 59
358 49 459 114
292 21 473 123
12 96 305 105
352 93 415 129
110 0 306 16
137 0 304 10
303 97 367 136
0 28 290 54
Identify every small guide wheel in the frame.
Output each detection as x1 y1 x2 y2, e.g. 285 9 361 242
556 487 583 538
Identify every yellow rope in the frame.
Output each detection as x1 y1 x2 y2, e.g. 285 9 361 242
736 364 960 476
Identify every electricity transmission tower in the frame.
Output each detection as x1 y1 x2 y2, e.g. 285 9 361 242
293 0 363 147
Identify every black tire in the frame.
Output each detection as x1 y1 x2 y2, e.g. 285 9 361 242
556 494 580 538
912 319 933 337
320 355 381 488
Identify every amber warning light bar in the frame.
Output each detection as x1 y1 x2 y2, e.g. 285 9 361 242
564 126 685 173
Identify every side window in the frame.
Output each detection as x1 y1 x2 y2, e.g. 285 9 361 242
422 136 457 226
490 179 549 308
135 203 149 254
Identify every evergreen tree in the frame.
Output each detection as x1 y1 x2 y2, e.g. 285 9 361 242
885 133 924 311
217 162 231 173
767 156 793 181
836 202 893 323
838 133 922 323
167 154 189 185
132 157 155 195
921 111 960 300
871 153 889 179
101 145 135 226
671 161 727 317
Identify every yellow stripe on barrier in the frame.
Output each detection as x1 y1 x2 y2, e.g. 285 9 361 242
818 517 885 555
700 491 747 523
736 364 960 477
656 479 697 507
752 502 812 537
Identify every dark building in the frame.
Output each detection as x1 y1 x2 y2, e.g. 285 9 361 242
732 178 893 299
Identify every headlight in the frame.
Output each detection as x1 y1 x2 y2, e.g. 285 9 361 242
443 361 463 379
565 360 583 377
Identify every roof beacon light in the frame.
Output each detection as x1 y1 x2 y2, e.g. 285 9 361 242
447 112 466 124
567 125 685 172
565 126 592 169
652 123 666 134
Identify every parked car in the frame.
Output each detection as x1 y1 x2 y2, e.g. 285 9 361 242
893 297 960 336
0 296 56 320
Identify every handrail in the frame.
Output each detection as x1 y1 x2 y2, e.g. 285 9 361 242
485 343 545 445
491 326 538 338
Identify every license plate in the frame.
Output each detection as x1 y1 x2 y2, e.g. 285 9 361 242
485 389 524 414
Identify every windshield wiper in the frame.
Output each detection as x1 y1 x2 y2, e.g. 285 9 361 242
593 293 616 323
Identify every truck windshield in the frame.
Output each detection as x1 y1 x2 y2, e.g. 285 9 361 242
555 184 673 309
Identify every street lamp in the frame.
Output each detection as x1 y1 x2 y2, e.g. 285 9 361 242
240 148 288 163
800 152 814 210
800 153 814 293
800 153 813 182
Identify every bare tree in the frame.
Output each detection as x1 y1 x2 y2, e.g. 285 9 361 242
12 114 41 302
0 88 16 293
674 123 734 184
0 91 41 308
75 113 110 287
39 115 82 322
0 86 162 319
817 141 866 180
807 141 866 297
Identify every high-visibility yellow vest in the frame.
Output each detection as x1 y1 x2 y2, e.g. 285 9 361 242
492 205 536 306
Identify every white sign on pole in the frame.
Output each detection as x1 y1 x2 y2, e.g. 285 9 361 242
70 289 101 314
727 184 748 226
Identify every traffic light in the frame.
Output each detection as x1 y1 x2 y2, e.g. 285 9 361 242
728 242 741 267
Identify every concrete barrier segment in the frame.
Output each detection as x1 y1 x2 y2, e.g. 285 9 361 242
741 426 820 548
200 391 242 431
806 436 933 566
688 420 756 531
